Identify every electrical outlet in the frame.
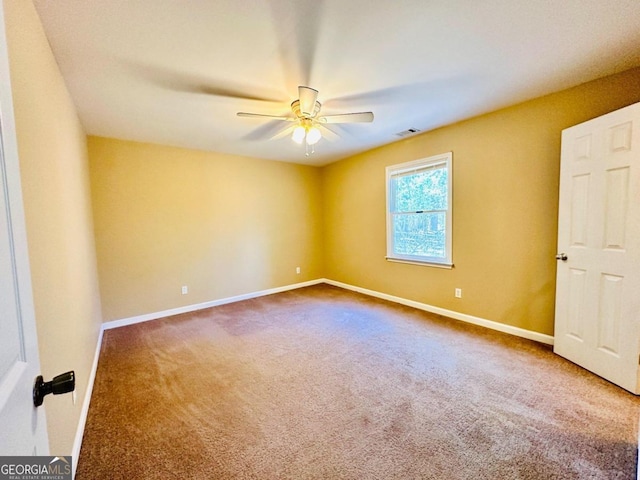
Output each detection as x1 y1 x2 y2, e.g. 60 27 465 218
181 286 188 295
455 288 462 298
296 267 301 274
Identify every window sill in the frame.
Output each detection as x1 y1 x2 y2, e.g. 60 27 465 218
386 257 454 269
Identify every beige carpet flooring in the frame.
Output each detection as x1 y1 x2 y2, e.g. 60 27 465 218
76 284 640 479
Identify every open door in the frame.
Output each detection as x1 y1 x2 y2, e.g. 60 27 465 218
554 102 640 394
0 0 49 454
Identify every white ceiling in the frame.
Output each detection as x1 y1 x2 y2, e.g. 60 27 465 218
33 0 640 166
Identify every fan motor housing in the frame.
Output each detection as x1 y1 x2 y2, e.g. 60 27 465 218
291 99 321 119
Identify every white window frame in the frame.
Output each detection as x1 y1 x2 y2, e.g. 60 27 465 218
385 152 453 268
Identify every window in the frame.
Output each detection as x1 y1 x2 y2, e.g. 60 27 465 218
386 152 452 267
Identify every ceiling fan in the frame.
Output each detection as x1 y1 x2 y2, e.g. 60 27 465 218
237 86 374 154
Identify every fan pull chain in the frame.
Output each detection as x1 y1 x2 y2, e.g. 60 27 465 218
305 139 315 157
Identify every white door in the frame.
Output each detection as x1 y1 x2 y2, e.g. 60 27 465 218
554 102 640 394
0 0 49 454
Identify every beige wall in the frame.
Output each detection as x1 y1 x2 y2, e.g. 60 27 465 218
88 137 324 321
4 0 102 456
322 67 640 337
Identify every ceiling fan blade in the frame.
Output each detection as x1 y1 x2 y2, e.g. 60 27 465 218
270 125 296 141
237 112 294 121
242 120 292 141
319 124 340 142
318 112 374 124
298 86 319 116
124 61 286 102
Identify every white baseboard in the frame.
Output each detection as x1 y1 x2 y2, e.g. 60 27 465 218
322 279 555 346
102 279 325 330
103 275 554 342
101 278 554 345
637 421 640 480
71 327 103 479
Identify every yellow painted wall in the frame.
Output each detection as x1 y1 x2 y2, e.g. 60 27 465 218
322 67 640 336
4 0 102 455
88 137 324 321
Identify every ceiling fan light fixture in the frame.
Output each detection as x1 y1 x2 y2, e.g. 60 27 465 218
292 125 306 144
237 86 372 154
306 126 321 145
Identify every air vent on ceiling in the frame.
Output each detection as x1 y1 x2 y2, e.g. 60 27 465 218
395 128 421 138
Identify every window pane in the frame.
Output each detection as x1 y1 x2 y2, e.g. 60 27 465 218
393 212 446 258
392 167 447 212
